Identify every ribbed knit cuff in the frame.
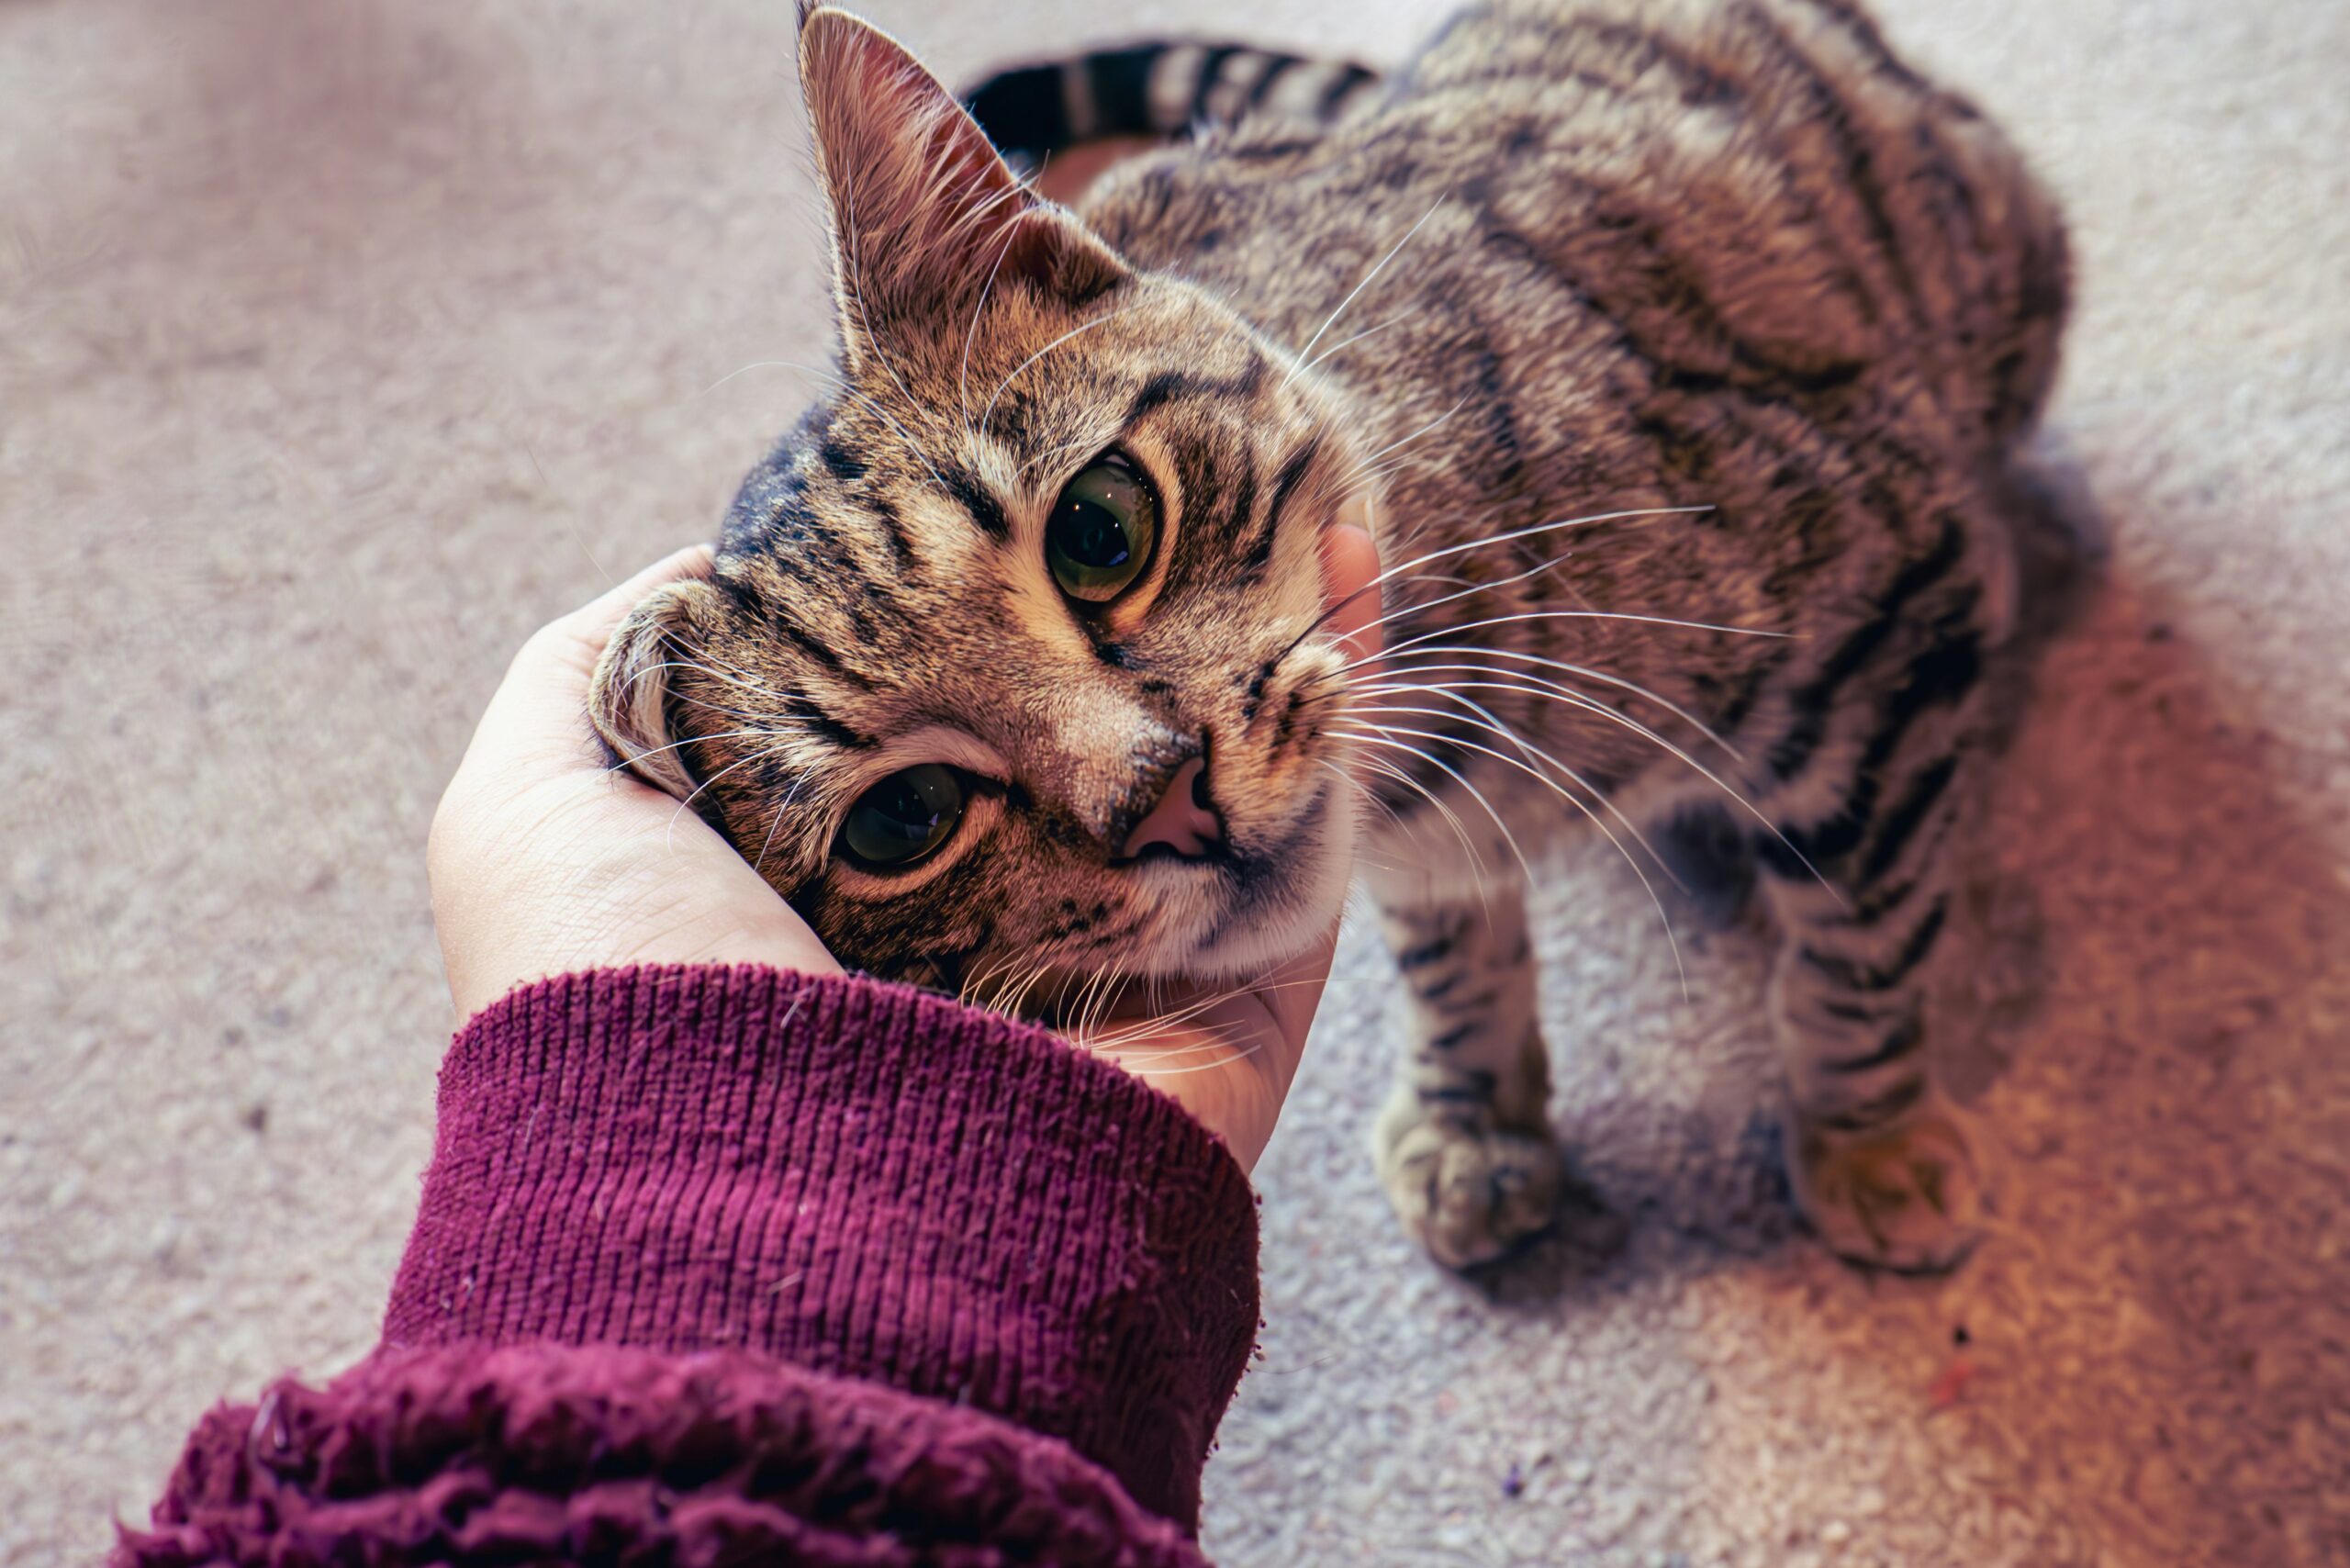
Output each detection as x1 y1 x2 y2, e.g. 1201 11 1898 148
382 965 1259 1528
119 1342 1214 1567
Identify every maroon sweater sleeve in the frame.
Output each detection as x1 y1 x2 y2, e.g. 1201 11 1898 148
118 966 1259 1566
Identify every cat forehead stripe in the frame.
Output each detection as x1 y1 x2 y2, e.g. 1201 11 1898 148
938 463 1011 540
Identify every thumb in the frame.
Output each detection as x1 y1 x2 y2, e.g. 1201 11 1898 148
1320 519 1385 670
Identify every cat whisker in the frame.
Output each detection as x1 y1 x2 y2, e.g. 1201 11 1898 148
622 655 761 699
1326 448 1423 495
1366 568 1483 595
1018 431 1112 481
1075 969 1149 1037
1326 451 1443 507
700 356 901 438
998 958 1055 1021
1285 194 1450 381
1313 406 1470 508
629 644 801 728
1360 667 1837 902
1273 506 1721 667
1347 751 1498 905
1081 972 1330 1056
1350 694 1685 895
1337 716 1689 1002
1338 730 1537 884
1347 394 1473 473
1339 607 1791 676
957 219 1024 431
603 726 774 779
610 662 773 729
660 630 793 689
966 953 1040 1017
1369 651 1744 760
660 690 777 729
1081 994 1242 1052
1080 956 1136 1042
1299 310 1413 371
1092 992 1320 1062
696 360 828 400
510 438 622 593
1366 506 1714 595
836 203 937 452
666 739 799 847
1095 963 1189 1039
1110 1036 1267 1077
751 775 812 877
996 958 1045 1008
980 303 1141 433
1357 548 1590 635
957 950 1018 1012
1321 758 1412 838
621 655 776 710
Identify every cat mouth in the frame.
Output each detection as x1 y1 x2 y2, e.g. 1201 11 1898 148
1118 836 1235 868
1174 778 1348 975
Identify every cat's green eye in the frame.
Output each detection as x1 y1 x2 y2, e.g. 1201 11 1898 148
1046 454 1158 606
839 763 966 871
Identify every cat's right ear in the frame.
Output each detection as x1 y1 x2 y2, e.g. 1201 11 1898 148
588 579 726 801
796 6 1126 360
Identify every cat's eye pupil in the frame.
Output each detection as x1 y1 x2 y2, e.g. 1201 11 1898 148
840 763 964 870
1046 454 1157 606
1058 498 1132 569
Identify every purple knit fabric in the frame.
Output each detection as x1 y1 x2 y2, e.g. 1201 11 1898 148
117 966 1260 1565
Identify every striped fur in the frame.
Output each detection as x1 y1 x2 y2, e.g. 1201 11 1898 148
965 41 1381 173
591 0 2068 1273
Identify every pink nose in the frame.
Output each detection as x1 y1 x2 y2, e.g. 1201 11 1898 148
1120 756 1225 860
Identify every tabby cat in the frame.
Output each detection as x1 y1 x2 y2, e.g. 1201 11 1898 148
592 0 2067 1271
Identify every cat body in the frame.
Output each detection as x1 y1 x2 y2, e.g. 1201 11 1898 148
594 0 2067 1271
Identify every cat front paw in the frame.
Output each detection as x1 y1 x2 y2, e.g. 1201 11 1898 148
1789 1097 1986 1273
1376 1097 1563 1269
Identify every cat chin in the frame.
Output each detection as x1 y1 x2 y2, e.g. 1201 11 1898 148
1148 775 1360 983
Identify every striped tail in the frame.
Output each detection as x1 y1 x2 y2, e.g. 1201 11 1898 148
964 41 1381 172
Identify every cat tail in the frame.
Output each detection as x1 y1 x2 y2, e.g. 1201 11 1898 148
963 42 1380 174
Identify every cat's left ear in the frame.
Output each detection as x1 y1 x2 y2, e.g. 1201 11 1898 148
796 6 1126 358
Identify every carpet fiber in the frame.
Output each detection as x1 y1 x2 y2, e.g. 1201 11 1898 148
4 1 2345 1563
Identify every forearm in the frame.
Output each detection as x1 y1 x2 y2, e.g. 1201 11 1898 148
121 966 1259 1564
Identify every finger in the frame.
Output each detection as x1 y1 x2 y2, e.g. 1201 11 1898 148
539 543 717 680
1259 914 1344 1055
467 543 716 775
1318 521 1385 670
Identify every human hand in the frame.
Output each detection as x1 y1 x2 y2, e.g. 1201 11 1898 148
428 547 843 1024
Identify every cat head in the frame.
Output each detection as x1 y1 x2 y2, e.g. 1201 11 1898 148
590 6 1373 998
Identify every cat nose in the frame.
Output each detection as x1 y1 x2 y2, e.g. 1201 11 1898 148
1119 756 1225 861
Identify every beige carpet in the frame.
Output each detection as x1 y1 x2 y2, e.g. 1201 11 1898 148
5 0 2346 1563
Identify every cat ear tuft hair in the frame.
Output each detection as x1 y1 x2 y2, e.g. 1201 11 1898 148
796 7 1125 352
588 579 726 802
